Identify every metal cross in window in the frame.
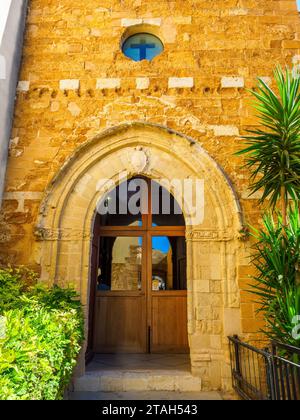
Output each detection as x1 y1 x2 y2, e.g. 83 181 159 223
130 38 156 60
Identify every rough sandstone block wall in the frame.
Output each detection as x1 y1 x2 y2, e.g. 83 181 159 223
1 0 300 379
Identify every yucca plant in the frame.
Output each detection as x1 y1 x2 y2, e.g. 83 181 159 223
250 208 300 347
237 67 300 347
237 67 300 225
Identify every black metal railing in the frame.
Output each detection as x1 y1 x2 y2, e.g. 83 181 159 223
271 341 300 400
229 335 300 400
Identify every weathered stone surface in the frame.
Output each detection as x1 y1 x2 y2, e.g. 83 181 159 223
74 376 100 393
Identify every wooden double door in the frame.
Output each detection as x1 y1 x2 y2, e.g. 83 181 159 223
88 178 189 355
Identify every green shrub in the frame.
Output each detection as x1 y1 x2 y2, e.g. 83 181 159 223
0 266 37 313
250 208 300 348
0 269 84 400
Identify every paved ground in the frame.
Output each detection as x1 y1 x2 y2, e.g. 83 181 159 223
87 354 190 372
69 391 223 400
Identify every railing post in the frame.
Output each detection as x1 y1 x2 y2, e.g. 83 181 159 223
270 342 280 400
233 335 242 388
263 347 277 400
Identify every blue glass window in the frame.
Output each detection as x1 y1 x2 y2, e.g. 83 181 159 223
122 33 164 62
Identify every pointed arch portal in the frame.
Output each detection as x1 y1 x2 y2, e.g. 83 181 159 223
89 177 188 356
35 122 243 388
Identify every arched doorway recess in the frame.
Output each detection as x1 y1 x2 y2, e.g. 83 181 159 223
35 123 243 387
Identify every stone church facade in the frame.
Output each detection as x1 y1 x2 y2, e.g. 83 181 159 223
1 1 300 390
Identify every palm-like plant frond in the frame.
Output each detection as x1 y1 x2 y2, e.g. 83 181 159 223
237 67 300 213
249 208 300 347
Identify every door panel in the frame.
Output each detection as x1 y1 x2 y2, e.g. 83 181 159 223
149 235 188 353
94 294 147 353
151 291 189 353
93 234 146 353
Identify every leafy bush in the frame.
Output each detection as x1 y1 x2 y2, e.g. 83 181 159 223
0 266 37 313
0 269 84 400
250 208 300 347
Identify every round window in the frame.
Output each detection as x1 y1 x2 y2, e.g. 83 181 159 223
122 33 164 62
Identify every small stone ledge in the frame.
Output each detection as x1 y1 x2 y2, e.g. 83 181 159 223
136 77 150 90
17 81 30 92
168 77 194 89
59 79 80 90
96 78 121 89
221 76 244 88
209 125 239 137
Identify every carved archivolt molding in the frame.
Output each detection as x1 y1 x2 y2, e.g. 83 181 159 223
186 229 233 242
35 227 234 243
34 227 91 241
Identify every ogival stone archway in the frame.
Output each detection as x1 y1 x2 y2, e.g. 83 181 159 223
35 122 243 389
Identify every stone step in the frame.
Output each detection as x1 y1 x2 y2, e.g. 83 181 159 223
73 370 202 393
68 391 222 401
